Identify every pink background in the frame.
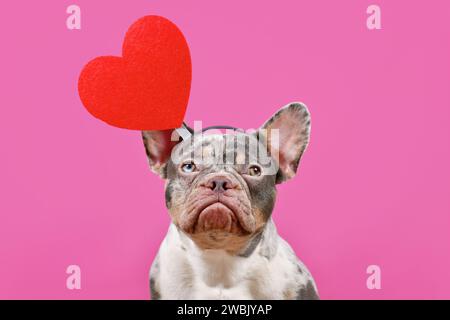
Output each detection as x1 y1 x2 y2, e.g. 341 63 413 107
1 0 449 299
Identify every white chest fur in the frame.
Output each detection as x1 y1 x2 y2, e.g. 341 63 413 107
150 221 317 300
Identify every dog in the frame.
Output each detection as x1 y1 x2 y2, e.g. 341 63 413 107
142 102 319 300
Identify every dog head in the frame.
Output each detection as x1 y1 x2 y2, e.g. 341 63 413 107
142 102 311 253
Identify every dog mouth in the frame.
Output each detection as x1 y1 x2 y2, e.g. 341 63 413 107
195 202 236 233
187 196 253 235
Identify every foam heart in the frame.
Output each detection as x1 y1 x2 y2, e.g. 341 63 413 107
78 15 191 130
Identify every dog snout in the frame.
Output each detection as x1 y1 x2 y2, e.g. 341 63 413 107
204 176 236 193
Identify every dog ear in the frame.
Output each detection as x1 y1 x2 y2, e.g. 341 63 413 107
258 102 311 183
142 125 190 178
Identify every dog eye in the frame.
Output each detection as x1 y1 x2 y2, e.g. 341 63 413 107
181 162 196 173
248 165 262 177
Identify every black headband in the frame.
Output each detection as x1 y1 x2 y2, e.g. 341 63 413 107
182 123 243 134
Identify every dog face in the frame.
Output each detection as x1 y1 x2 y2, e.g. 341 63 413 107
142 103 311 252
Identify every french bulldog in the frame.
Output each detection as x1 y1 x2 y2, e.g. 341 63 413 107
142 102 319 300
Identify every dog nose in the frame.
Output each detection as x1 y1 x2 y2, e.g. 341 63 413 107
205 177 234 192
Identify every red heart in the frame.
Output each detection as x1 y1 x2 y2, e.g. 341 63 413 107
78 15 192 130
